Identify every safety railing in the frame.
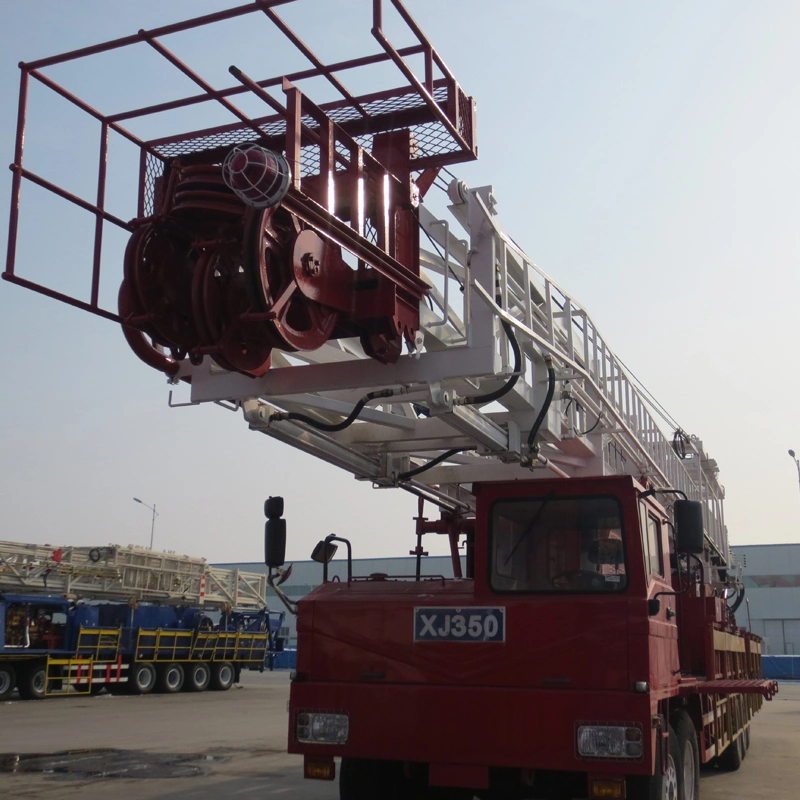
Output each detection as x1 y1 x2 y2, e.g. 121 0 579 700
45 657 93 696
135 629 194 662
135 628 270 662
75 628 121 659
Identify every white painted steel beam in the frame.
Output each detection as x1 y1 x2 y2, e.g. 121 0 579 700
174 177 729 559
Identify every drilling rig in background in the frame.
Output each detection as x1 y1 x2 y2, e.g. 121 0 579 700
3 2 776 798
0 539 283 699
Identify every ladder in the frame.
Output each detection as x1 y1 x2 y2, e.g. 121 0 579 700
0 540 266 609
178 179 728 565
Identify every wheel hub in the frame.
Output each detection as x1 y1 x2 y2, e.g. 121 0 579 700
663 754 679 800
683 740 696 800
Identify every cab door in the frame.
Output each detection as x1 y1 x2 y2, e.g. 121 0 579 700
640 502 679 685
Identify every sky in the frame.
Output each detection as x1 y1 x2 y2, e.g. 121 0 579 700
1 0 799 566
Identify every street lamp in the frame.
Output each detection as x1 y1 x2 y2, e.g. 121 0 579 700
789 451 800 500
133 498 159 550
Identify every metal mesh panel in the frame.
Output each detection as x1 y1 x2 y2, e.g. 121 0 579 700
153 119 286 160
327 85 447 124
300 144 321 178
142 87 460 210
335 139 353 172
458 88 472 143
144 155 167 217
364 217 379 246
410 121 461 159
151 88 450 159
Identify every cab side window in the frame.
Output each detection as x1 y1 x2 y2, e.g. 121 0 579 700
646 514 664 577
639 503 664 580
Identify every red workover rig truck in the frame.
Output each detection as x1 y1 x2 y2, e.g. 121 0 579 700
3 2 777 799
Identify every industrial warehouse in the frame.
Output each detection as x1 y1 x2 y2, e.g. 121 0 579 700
220 544 800 668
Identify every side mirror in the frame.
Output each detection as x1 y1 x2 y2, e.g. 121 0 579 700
648 598 661 616
674 500 704 554
312 534 353 582
311 540 338 563
264 496 286 568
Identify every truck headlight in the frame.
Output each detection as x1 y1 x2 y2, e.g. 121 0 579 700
296 712 349 744
577 725 643 759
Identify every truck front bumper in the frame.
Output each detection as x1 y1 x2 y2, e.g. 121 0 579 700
288 680 655 777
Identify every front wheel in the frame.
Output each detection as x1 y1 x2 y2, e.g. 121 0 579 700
628 725 681 800
0 663 16 700
672 711 699 800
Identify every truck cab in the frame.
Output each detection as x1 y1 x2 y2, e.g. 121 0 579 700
287 475 695 798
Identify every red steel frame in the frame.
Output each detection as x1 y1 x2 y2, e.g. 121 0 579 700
3 0 477 324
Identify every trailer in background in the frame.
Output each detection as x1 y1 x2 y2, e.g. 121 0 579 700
0 539 284 700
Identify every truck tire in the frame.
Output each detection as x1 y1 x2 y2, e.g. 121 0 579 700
716 734 743 772
17 663 47 700
185 662 211 692
156 662 185 693
339 758 404 800
210 661 235 691
672 711 699 800
0 664 16 700
627 725 681 800
128 662 156 695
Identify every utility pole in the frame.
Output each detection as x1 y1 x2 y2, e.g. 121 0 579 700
133 497 159 549
789 450 800 501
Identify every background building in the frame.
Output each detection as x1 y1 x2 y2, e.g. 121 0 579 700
218 555 465 648
735 544 800 655
220 544 799 655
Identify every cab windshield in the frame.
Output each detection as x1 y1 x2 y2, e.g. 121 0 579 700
489 496 627 593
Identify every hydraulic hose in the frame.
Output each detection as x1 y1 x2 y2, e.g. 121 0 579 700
729 586 746 615
398 447 477 482
527 356 556 450
275 389 395 433
462 320 521 406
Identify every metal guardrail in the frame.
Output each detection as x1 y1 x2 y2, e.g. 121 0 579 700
135 629 270 663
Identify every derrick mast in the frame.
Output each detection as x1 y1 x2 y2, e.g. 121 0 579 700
4 1 726 573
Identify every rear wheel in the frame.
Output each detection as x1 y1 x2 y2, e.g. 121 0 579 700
17 663 47 700
184 662 211 692
0 664 16 700
209 661 234 691
128 662 156 695
156 662 184 693
628 725 681 800
717 734 744 771
672 711 699 800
